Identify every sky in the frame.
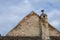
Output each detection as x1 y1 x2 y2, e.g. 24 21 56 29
0 0 60 36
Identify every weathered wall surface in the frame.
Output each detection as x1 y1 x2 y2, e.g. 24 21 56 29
7 12 40 36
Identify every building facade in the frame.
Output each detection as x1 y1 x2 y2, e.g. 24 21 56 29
0 10 60 40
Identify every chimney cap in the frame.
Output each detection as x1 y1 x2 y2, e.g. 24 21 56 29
41 10 44 13
40 10 47 16
0 34 1 36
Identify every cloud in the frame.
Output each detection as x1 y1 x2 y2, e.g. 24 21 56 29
0 0 33 36
47 9 60 31
50 20 60 27
29 0 60 11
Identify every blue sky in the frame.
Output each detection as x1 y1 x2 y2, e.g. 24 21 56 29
0 0 60 36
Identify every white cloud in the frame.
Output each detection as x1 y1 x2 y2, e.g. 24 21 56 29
50 20 60 27
24 0 29 3
47 9 60 31
0 0 33 36
39 0 60 3
47 9 60 19
34 0 40 2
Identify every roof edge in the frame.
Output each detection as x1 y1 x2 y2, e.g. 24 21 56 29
48 23 60 33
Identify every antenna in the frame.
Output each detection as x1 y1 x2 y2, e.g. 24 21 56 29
0 34 1 37
41 10 44 13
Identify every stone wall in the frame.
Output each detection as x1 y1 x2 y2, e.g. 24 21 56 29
7 12 40 36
